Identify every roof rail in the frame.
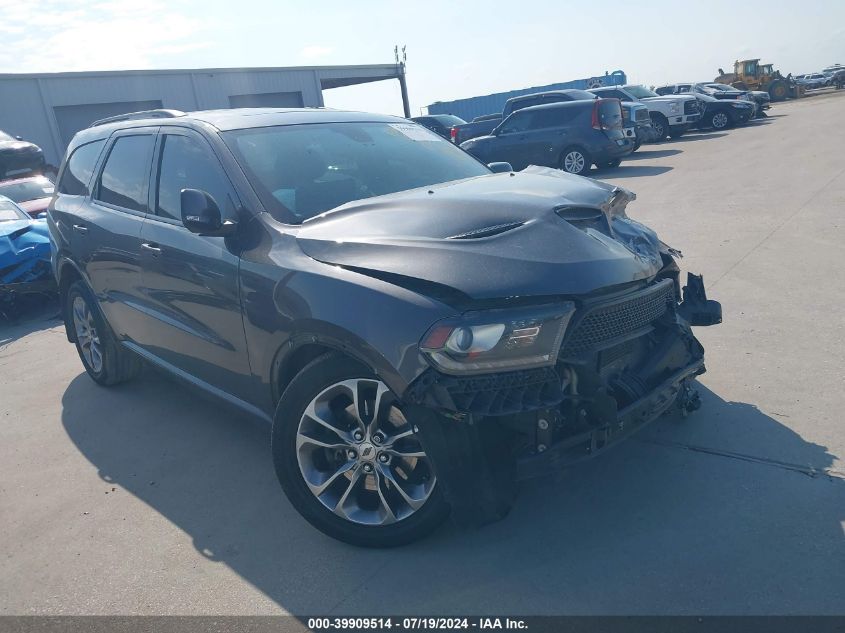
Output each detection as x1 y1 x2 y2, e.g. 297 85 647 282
89 109 186 128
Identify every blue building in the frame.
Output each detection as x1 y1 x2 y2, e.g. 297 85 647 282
426 70 627 121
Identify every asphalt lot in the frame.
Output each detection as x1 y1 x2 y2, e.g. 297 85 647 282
1 91 844 616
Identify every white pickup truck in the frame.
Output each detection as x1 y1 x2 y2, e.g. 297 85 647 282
588 84 701 140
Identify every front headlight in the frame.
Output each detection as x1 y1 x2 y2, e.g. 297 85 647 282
420 302 575 374
669 103 680 113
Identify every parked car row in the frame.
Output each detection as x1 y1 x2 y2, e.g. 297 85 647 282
414 77 775 177
795 65 845 88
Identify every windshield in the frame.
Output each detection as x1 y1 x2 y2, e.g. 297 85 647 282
223 121 491 224
0 199 28 221
0 177 54 203
625 85 659 98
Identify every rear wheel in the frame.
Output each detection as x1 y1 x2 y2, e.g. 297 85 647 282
649 114 669 140
559 147 591 175
272 354 449 547
66 281 141 386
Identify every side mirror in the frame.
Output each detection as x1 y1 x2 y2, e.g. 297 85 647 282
488 162 513 173
180 189 237 237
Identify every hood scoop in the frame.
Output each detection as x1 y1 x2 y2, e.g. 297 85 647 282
448 221 524 240
555 206 610 234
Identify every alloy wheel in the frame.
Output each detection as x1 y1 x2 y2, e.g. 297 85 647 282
712 112 729 129
295 378 436 526
72 295 103 373
563 151 586 174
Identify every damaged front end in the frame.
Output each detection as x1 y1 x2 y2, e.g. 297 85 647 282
404 178 722 525
0 203 55 314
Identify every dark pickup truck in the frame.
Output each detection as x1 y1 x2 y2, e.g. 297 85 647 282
450 89 598 145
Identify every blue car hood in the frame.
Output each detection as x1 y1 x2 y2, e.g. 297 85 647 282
0 218 51 282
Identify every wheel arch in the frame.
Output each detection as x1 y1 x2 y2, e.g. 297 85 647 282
269 332 409 407
56 258 85 342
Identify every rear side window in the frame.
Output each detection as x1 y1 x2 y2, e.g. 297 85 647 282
155 134 234 221
95 135 154 212
527 108 576 129
58 140 105 196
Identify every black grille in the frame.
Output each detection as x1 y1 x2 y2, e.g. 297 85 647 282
684 100 699 114
562 281 674 357
407 366 564 416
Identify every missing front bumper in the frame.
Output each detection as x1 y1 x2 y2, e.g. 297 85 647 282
516 358 705 480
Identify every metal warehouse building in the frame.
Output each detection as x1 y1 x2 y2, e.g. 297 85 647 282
426 70 627 122
0 63 409 165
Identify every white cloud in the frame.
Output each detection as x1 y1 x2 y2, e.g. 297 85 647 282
299 45 334 60
0 0 211 73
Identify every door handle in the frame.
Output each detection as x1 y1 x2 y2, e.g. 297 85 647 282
72 224 88 235
141 242 162 254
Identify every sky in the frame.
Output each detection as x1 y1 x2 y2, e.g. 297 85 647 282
1 0 843 116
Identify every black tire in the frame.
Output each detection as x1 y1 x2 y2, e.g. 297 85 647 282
559 146 591 175
633 138 641 151
707 109 733 130
271 353 450 547
66 280 141 386
649 113 669 140
768 79 788 102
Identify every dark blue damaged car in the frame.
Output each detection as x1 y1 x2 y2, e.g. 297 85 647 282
49 108 720 547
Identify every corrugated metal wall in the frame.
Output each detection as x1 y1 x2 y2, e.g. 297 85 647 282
0 65 401 165
426 71 627 121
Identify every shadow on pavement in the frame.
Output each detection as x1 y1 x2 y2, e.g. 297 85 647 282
598 165 673 178
0 294 61 345
671 132 729 142
60 372 844 615
625 149 682 161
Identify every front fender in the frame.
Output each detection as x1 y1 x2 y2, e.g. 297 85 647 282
239 237 457 414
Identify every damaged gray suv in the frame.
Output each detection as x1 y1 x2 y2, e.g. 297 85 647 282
49 108 721 546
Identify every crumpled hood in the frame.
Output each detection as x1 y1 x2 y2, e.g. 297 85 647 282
0 218 51 282
294 168 665 301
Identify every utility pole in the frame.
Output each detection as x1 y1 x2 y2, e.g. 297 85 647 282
395 45 411 118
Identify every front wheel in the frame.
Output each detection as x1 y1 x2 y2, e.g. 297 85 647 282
272 354 449 547
649 114 669 140
66 280 141 386
708 110 732 130
559 147 591 175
